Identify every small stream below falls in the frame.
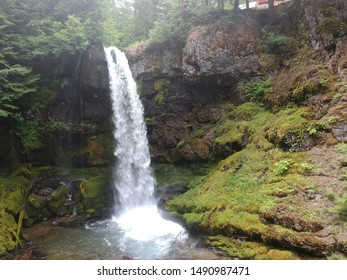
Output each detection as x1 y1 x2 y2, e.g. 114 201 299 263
24 219 229 260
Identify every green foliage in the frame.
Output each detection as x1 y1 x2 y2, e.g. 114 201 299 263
145 117 156 125
0 60 40 118
244 80 272 102
176 140 186 149
0 210 18 256
274 160 292 176
317 16 347 37
298 162 314 175
325 189 336 201
264 108 327 152
44 119 71 133
148 2 231 45
153 163 199 187
148 8 189 45
77 122 98 134
332 194 347 220
207 235 299 260
336 143 347 154
80 176 110 199
44 119 98 134
307 122 327 135
26 15 89 58
0 171 30 255
166 142 321 250
214 103 274 152
155 92 165 105
154 79 169 105
15 120 42 154
292 81 323 101
154 79 170 92
261 32 296 57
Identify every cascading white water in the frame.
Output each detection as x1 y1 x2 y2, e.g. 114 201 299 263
104 46 186 257
104 46 155 211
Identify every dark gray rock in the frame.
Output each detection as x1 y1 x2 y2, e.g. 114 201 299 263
183 22 261 82
332 123 347 142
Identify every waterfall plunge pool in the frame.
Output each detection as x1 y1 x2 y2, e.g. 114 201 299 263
24 211 229 260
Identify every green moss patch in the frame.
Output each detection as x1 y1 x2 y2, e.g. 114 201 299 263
47 185 69 216
207 235 299 260
86 135 114 166
0 210 18 257
153 164 198 187
80 176 111 199
165 100 337 256
154 79 169 105
214 103 274 152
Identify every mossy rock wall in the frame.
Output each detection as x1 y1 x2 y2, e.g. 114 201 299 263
0 210 18 257
0 167 116 256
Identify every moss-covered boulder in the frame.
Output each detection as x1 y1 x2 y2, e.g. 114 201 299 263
207 235 299 260
80 176 113 217
0 210 18 257
28 194 47 209
80 176 110 199
47 185 69 216
24 194 51 226
5 190 24 217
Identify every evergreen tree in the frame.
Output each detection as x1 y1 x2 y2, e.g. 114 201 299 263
0 1 39 119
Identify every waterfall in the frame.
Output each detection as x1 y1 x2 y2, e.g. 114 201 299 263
104 46 186 252
104 46 155 212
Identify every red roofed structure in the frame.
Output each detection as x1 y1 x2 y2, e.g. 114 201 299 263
256 0 291 9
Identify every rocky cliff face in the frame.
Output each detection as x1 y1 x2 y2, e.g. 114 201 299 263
126 1 347 164
29 42 114 167
182 21 261 81
127 19 264 162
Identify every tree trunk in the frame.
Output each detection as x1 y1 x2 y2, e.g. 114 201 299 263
218 0 225 9
205 0 209 6
246 0 249 9
269 0 275 8
234 0 239 16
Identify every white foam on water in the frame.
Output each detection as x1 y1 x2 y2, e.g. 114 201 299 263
114 206 185 241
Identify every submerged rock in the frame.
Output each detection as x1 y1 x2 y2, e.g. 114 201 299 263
52 215 88 227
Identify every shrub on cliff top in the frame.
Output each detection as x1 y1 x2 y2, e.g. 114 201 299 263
261 32 296 58
317 16 347 37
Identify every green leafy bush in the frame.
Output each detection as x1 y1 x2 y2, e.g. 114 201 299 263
307 122 327 135
15 120 42 154
262 32 296 57
317 17 347 37
244 80 272 102
333 194 347 220
274 160 292 176
298 162 314 175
